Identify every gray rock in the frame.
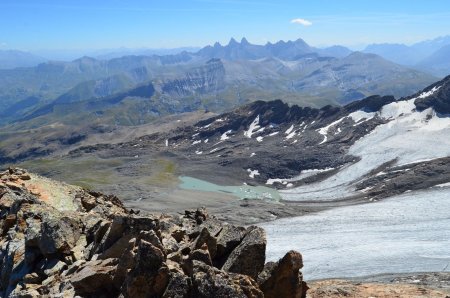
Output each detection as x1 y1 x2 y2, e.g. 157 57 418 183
258 250 306 298
162 271 191 298
39 215 81 256
192 260 263 298
222 226 266 279
70 258 118 295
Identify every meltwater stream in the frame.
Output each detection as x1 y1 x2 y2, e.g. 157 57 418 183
260 187 450 280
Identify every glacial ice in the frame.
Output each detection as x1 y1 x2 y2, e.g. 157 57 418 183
261 187 450 279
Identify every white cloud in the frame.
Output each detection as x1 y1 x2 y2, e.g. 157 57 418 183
290 18 312 26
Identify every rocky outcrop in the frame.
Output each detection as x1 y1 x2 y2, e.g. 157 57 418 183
0 168 306 297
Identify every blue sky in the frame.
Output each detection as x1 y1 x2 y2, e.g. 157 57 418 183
1 0 450 51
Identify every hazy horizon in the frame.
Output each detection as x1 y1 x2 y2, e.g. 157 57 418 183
2 0 450 53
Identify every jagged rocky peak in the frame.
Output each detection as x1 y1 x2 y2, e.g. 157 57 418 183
413 74 450 113
0 168 307 297
228 37 239 46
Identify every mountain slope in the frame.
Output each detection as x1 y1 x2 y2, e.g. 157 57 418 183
0 39 438 127
363 43 421 65
0 50 47 69
58 75 450 200
416 44 450 77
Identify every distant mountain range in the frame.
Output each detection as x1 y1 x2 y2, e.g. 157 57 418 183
4 35 450 76
0 37 439 129
363 35 450 76
0 50 47 69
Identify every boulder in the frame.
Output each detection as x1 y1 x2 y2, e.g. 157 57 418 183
38 215 81 256
70 258 118 295
258 250 307 298
192 261 263 298
215 224 245 263
122 239 169 298
162 271 191 298
221 226 266 279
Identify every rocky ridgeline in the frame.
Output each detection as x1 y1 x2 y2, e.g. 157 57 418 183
0 168 306 297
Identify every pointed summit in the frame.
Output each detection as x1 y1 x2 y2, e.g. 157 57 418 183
228 38 238 46
241 37 249 45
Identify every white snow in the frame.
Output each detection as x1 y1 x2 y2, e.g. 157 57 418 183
204 139 209 143
349 110 375 125
418 85 441 99
247 168 260 179
256 136 264 142
282 95 450 202
265 168 335 185
285 125 294 135
317 117 346 144
256 127 265 133
379 98 416 119
192 140 201 145
165 139 169 147
286 131 296 140
435 182 450 188
215 118 225 122
268 131 279 136
250 153 256 157
244 115 261 138
260 187 450 279
195 150 203 155
220 130 233 141
209 148 220 153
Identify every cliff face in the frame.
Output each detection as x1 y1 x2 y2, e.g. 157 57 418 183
0 168 306 297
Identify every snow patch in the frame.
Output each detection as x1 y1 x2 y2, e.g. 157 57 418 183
286 131 296 140
317 117 346 144
418 85 441 99
349 110 375 125
247 169 260 179
244 115 261 138
220 130 233 141
434 182 450 188
256 136 264 142
283 105 450 201
285 125 294 135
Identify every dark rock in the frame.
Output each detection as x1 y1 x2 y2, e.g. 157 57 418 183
258 250 306 298
122 239 169 298
39 215 81 256
70 258 118 295
162 271 191 298
215 224 246 263
192 227 217 259
222 226 266 279
192 260 263 298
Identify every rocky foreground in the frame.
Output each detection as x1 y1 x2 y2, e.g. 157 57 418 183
0 168 306 297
